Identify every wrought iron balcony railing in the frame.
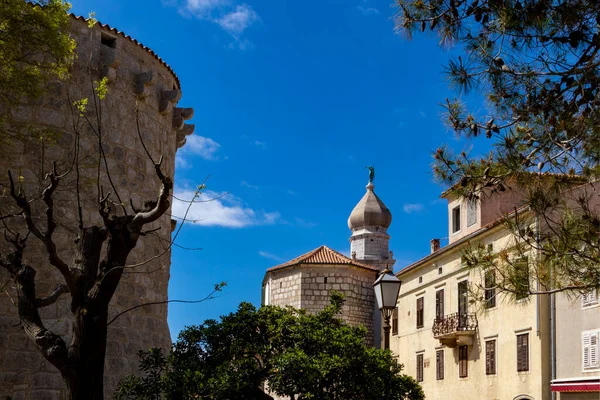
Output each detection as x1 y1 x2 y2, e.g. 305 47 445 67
432 312 478 338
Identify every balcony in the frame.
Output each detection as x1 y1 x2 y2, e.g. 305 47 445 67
432 312 478 348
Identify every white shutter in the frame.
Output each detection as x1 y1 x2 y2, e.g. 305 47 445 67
583 330 600 370
582 289 598 308
583 332 591 369
591 331 599 369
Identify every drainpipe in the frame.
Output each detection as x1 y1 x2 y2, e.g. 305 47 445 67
536 213 540 338
537 212 556 400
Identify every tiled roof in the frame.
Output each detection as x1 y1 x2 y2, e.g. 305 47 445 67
440 172 588 198
267 246 379 272
70 15 181 89
396 204 531 277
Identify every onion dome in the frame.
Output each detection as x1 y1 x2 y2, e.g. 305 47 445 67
348 182 392 230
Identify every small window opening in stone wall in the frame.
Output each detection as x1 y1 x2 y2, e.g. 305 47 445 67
279 282 282 289
324 277 328 284
101 33 117 48
438 267 443 275
419 276 423 284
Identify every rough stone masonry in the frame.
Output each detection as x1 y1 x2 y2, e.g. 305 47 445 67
0 15 193 399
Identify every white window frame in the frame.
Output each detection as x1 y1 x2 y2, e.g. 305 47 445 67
582 329 600 371
582 288 599 309
452 205 461 234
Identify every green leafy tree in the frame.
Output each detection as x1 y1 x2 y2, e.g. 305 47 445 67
0 0 74 105
118 293 424 400
395 0 600 297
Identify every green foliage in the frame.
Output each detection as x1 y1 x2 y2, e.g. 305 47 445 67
396 0 600 296
94 77 109 101
117 293 424 400
0 0 75 105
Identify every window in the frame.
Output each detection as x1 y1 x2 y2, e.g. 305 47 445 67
392 307 398 336
416 353 424 382
515 258 530 300
436 350 444 380
467 199 477 227
486 340 496 375
101 33 117 48
324 277 328 284
419 276 423 284
517 333 529 372
452 206 461 233
582 288 598 308
459 345 468 378
458 280 469 322
435 289 445 321
485 270 496 308
438 266 443 275
416 297 424 329
583 329 599 371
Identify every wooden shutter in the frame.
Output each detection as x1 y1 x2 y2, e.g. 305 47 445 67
417 297 424 328
517 333 529 372
459 345 468 378
417 354 424 382
436 350 444 380
583 330 600 370
392 307 398 335
486 340 496 375
436 289 445 320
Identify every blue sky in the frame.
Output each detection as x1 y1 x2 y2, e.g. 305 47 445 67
70 0 479 338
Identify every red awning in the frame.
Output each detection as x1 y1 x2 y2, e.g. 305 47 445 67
551 381 600 392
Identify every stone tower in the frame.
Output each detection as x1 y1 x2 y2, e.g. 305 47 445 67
347 180 395 348
348 181 396 271
0 15 194 399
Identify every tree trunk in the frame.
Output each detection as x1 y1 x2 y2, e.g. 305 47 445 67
64 308 109 400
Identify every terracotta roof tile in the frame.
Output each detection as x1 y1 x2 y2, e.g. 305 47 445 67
396 204 530 277
267 246 379 272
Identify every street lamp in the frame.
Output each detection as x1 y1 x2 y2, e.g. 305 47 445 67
373 267 401 350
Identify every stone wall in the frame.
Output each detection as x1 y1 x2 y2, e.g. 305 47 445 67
268 268 302 310
266 265 377 346
299 265 377 345
0 16 193 399
349 226 392 269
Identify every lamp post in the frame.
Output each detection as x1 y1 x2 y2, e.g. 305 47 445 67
373 267 401 350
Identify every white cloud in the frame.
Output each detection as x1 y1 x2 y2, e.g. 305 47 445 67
252 140 267 149
241 181 259 190
259 251 284 262
217 4 258 36
175 153 191 169
176 0 258 45
403 203 424 214
357 5 379 15
172 189 280 228
184 0 228 16
185 135 221 160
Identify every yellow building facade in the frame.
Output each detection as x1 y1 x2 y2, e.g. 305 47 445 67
392 189 552 400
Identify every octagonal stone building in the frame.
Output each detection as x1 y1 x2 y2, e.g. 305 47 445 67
262 181 396 346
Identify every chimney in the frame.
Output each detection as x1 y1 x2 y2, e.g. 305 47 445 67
430 238 440 254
